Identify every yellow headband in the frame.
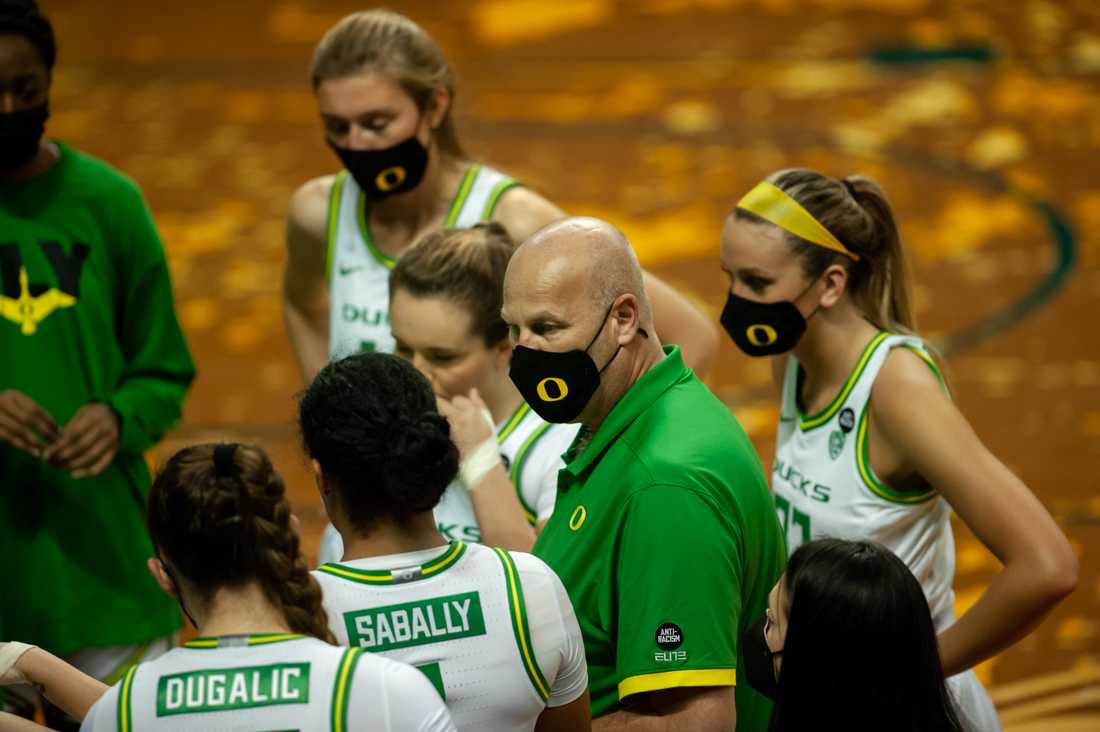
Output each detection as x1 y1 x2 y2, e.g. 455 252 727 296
736 182 860 261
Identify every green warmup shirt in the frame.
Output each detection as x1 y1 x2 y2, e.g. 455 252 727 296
0 142 194 657
533 345 786 728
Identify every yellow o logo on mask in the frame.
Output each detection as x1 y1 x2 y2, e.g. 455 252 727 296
569 505 587 531
536 377 569 402
375 166 407 192
746 324 778 347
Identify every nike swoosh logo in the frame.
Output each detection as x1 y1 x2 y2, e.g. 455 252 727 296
339 265 366 276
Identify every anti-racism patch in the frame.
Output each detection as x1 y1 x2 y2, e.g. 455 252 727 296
655 622 683 650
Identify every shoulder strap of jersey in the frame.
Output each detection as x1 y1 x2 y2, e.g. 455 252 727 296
509 420 554 525
330 647 363 732
491 547 551 702
116 664 138 732
446 164 522 228
853 333 941 504
324 171 350 284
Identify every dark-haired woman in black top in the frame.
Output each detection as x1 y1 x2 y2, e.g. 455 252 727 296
743 538 966 732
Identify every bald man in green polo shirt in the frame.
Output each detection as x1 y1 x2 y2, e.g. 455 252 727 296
502 217 785 731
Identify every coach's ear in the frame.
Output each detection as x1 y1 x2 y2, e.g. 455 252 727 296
147 557 176 598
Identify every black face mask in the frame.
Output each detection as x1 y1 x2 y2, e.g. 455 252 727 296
509 303 630 424
0 103 48 171
741 612 783 701
720 282 819 357
329 133 429 200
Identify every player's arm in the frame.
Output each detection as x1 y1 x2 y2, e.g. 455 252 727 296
870 349 1078 676
0 712 54 731
493 190 719 377
0 643 108 721
284 177 334 384
437 390 535 551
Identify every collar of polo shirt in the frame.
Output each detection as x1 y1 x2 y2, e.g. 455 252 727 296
560 345 687 481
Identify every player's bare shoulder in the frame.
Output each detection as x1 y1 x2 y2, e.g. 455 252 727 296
491 185 566 243
288 175 337 247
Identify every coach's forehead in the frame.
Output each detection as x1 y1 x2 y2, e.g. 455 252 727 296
504 220 607 315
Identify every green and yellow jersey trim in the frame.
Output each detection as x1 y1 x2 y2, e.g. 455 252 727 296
444 164 482 227
798 331 890 431
316 541 467 585
854 341 945 505
102 640 150 686
356 193 397 270
330 647 362 732
183 633 306 649
324 171 349 283
510 421 554 524
497 402 530 445
117 664 137 732
618 669 736 700
492 547 550 702
481 176 521 220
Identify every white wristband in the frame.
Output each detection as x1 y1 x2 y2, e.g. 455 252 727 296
0 642 36 685
460 436 502 490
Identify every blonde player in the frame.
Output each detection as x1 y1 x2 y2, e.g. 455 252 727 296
283 9 718 383
78 443 454 732
718 169 1078 731
318 224 577 562
300 353 590 731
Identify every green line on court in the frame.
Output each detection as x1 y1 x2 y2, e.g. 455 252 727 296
867 44 996 66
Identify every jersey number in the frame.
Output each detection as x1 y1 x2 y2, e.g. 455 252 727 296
774 494 811 550
416 662 446 700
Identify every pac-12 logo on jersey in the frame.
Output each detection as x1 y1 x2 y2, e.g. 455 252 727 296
829 407 857 460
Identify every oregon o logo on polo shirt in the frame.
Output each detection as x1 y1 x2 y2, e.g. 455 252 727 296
536 377 569 402
745 324 778 347
375 166 407 192
568 505 586 531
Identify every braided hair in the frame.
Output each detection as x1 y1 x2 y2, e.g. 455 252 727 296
147 443 335 643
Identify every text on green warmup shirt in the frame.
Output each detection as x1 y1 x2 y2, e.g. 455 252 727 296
0 142 195 656
533 346 786 728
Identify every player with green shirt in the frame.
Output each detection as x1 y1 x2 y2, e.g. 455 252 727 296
0 1 194 725
502 217 786 730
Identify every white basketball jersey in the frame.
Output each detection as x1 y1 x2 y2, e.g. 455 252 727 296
327 164 520 360
772 332 957 627
317 404 578 564
498 403 579 526
314 542 588 732
79 634 455 732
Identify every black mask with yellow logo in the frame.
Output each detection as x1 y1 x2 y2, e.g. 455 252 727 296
509 303 624 424
329 133 429 200
720 285 818 357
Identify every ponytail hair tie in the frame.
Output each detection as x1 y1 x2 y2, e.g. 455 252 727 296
213 443 239 477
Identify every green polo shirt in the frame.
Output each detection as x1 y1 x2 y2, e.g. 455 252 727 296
533 345 785 727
